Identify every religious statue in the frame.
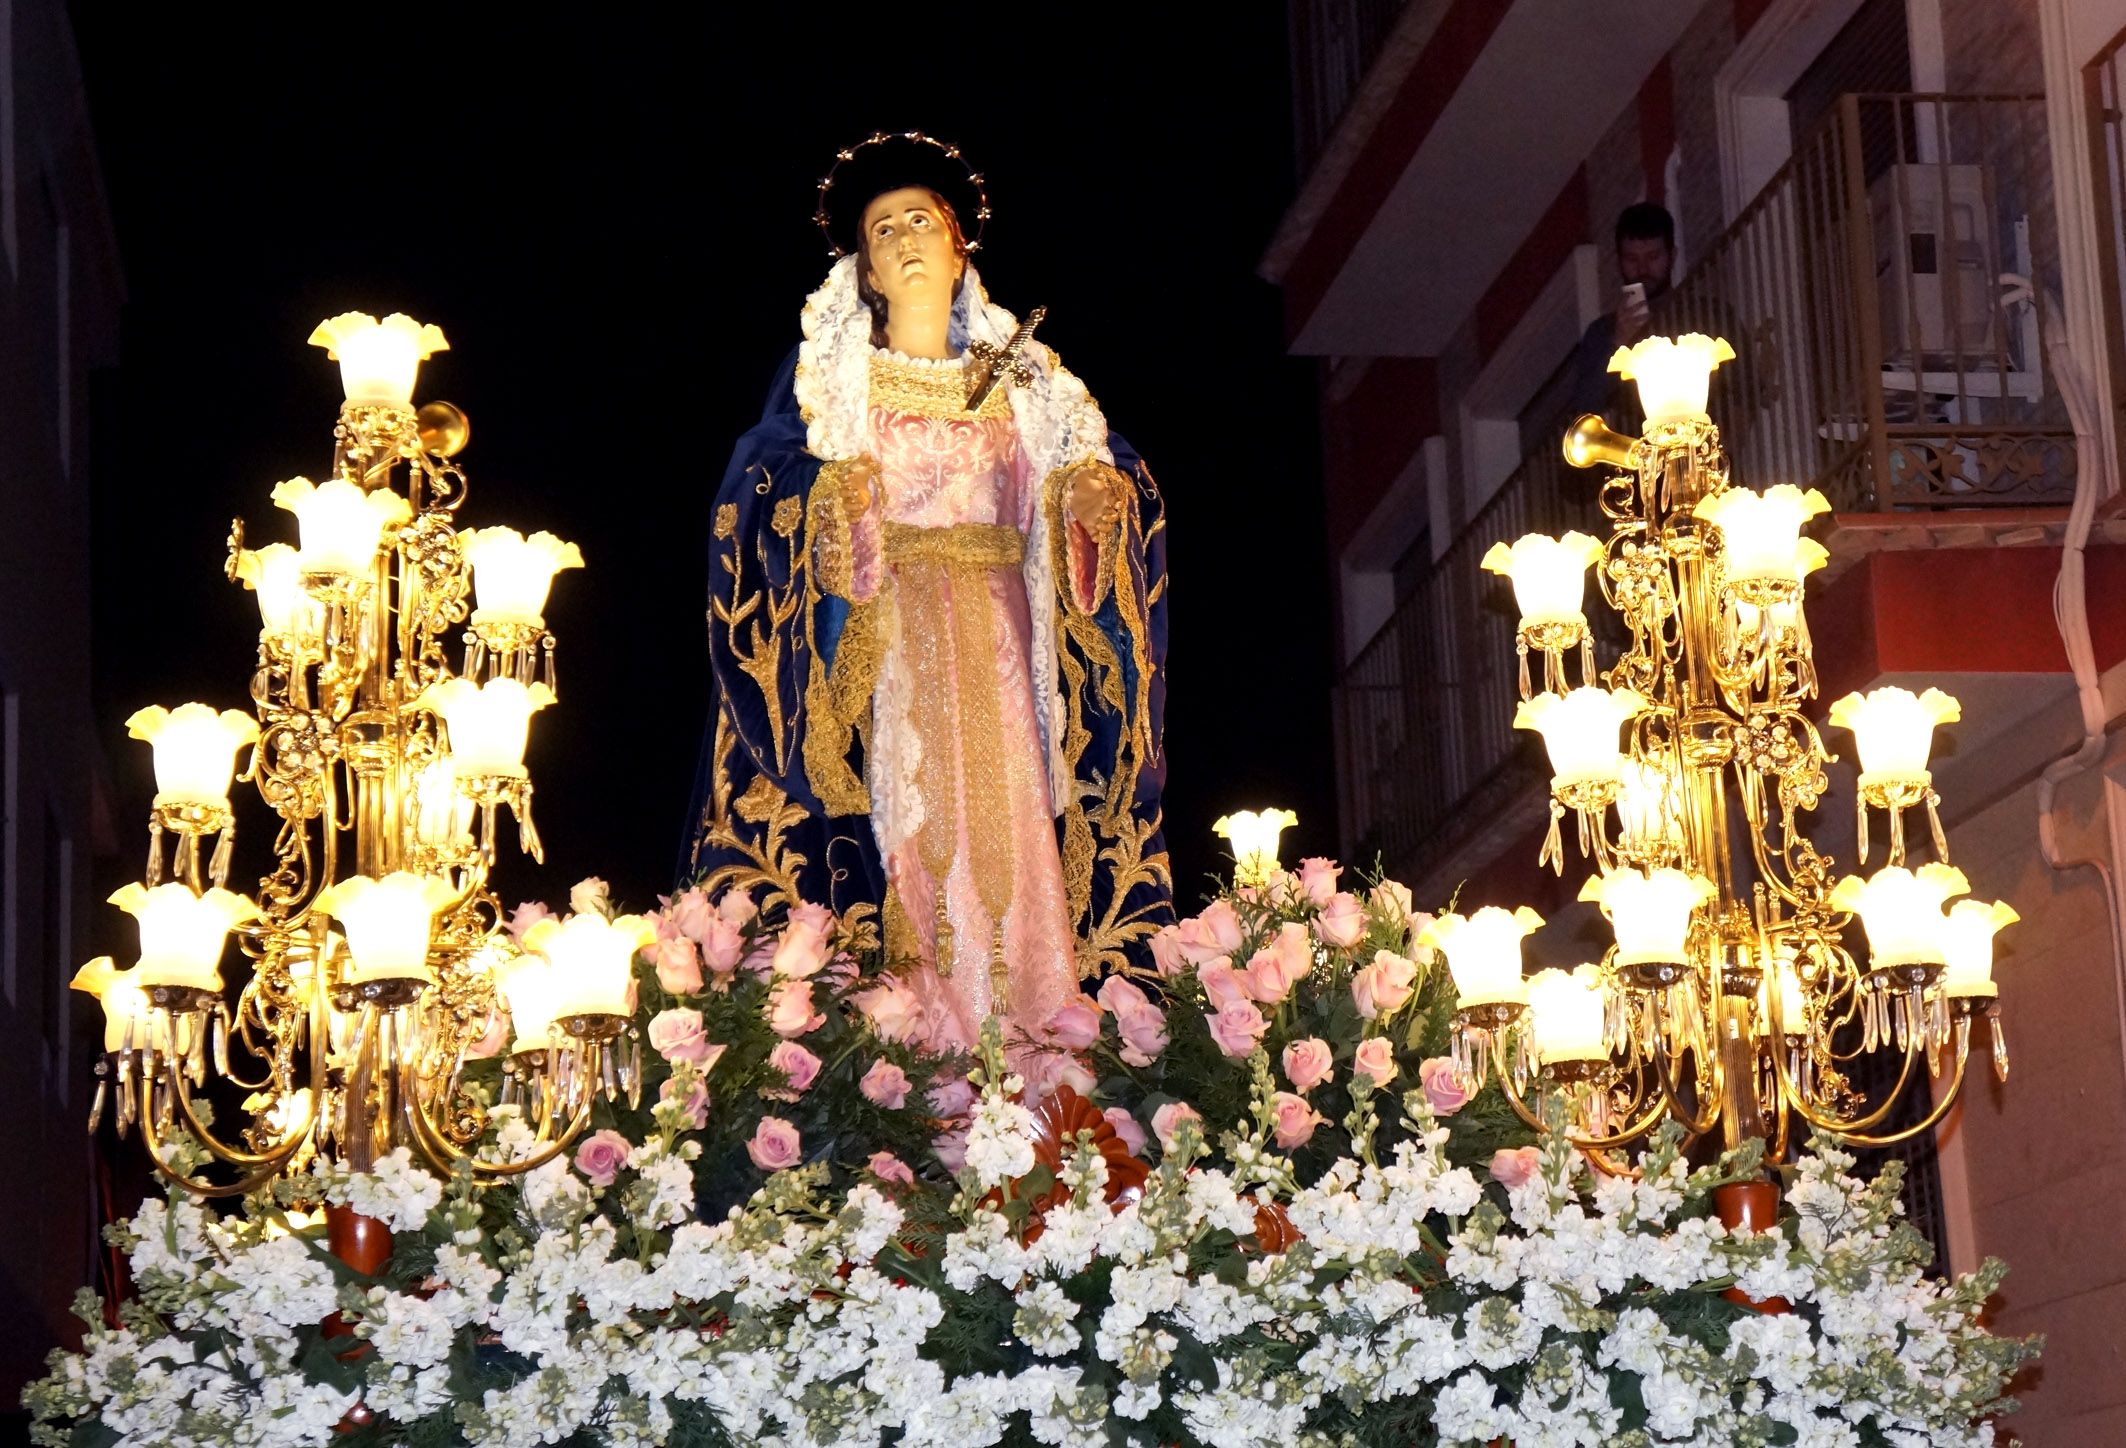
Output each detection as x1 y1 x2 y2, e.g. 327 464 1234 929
683 133 1173 1049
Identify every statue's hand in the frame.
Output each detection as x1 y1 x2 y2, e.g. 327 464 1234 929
1066 464 1123 532
840 456 882 516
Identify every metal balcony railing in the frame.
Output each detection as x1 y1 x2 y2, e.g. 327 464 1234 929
1660 93 2072 509
1336 93 2072 885
1289 0 1412 175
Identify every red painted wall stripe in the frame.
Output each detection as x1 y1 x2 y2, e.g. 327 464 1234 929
1475 167 1589 365
1283 0 1512 341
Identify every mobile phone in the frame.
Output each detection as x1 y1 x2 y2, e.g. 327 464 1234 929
1621 282 1647 308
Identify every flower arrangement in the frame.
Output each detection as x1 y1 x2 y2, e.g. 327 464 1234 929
26 866 2036 1447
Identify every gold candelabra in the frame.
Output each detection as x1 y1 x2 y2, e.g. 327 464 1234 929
1418 335 2012 1167
71 314 652 1198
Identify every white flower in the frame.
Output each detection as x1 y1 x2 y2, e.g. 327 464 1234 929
326 1147 443 1233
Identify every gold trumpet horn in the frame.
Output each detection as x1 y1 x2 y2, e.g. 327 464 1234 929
1562 413 1637 471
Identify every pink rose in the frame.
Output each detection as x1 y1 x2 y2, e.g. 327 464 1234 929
1313 891 1367 948
927 1076 977 1120
568 877 611 919
505 900 554 941
1419 1056 1472 1116
1176 900 1245 965
647 1007 715 1064
1352 950 1419 1020
1045 997 1102 1051
1198 959 1250 1011
1057 1060 1098 1097
648 927 704 996
658 1076 708 1129
1269 1091 1324 1149
718 891 758 927
1151 1101 1203 1152
767 1040 822 1096
1205 999 1269 1058
852 978 927 1045
867 1150 915 1186
1245 922 1312 1003
860 1057 912 1109
770 919 830 980
1490 1145 1544 1191
574 1128 631 1187
820 953 860 993
1353 1036 1396 1088
932 1128 969 1172
764 979 822 1037
693 916 744 979
466 1005 510 1060
1103 1107 1148 1157
1149 924 1188 978
1096 976 1153 1017
1369 878 1413 924
1281 1037 1334 1093
669 887 716 943
1406 912 1439 963
787 901 834 936
1114 1001 1170 1067
1297 856 1341 908
747 1116 803 1172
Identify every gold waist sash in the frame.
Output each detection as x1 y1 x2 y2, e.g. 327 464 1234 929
883 521 1024 572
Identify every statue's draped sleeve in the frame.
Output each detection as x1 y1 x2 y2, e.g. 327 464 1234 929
684 346 1174 972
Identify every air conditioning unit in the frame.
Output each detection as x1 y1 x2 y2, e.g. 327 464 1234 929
1870 162 1997 361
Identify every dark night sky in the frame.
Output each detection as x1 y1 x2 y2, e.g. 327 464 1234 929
69 9 1337 919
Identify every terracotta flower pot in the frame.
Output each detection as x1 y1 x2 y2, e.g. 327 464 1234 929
1713 1180 1791 1314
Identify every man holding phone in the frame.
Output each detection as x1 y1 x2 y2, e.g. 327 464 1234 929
1566 202 1677 426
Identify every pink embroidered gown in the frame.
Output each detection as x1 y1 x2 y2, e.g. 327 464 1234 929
842 350 1097 1049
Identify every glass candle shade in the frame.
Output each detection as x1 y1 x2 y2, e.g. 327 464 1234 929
307 311 449 408
70 957 168 1054
523 912 657 1021
411 758 476 852
1941 898 2018 998
125 703 259 814
493 948 561 1055
109 882 259 992
1480 531 1605 634
1514 687 1650 794
1418 905 1543 1008
420 678 555 781
1693 484 1831 589
1829 863 1969 969
1614 757 1682 856
458 527 583 630
1526 965 1611 1064
1607 333 1736 426
313 872 456 986
270 476 413 582
234 543 326 647
1579 866 1714 967
1763 946 1808 1036
1213 808 1298 887
1827 686 1961 792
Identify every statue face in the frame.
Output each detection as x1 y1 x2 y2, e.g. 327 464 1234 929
861 186 961 312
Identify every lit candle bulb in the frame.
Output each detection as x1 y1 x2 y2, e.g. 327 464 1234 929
491 947 561 1054
1760 944 1807 1036
1941 898 2018 998
1828 863 1969 969
1480 531 1605 635
313 872 457 986
1418 905 1543 1008
419 677 556 781
458 527 584 631
125 703 259 815
1607 333 1735 426
108 882 259 992
70 957 167 1053
1212 808 1298 888
1579 866 1715 967
233 543 326 647
523 912 658 1022
270 475 413 582
307 311 450 408
1514 687 1649 795
1693 484 1830 591
411 757 476 852
1614 757 1681 856
1526 965 1612 1065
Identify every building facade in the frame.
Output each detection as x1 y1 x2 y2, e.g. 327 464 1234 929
0 0 122 1423
1270 0 2126 1437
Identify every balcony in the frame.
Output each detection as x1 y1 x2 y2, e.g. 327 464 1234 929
1336 93 2080 892
1288 0 1412 174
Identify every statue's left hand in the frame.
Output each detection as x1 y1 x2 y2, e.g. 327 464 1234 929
1066 464 1123 532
